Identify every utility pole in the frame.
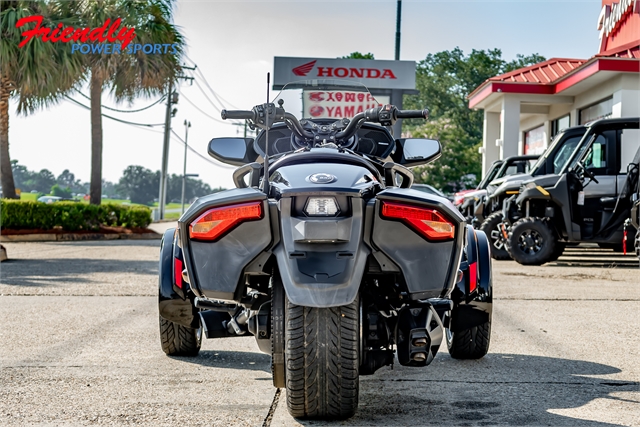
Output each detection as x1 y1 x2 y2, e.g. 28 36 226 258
181 119 191 214
395 0 402 61
391 0 403 137
158 80 173 220
157 65 196 220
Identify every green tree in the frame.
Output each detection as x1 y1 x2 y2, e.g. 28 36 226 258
411 118 480 194
404 47 545 190
116 165 159 205
0 1 84 198
51 183 72 198
27 168 56 193
57 0 185 205
10 159 32 190
341 52 375 59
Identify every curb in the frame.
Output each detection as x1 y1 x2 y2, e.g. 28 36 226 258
0 232 161 243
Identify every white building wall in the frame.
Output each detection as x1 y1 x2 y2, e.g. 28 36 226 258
480 72 640 171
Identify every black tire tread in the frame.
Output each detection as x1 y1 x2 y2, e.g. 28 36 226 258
159 315 201 357
480 212 512 260
506 217 557 266
285 297 359 419
447 321 491 359
635 230 640 260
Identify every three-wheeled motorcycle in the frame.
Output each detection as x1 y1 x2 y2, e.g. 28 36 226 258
158 80 493 419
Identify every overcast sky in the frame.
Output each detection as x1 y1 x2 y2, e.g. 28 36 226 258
9 0 603 190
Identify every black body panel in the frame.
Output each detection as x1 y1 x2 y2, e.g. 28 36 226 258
158 228 198 328
178 188 271 301
372 188 466 299
274 196 370 308
449 226 493 332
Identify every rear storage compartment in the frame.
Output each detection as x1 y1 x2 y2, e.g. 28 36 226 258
178 188 272 301
372 188 466 299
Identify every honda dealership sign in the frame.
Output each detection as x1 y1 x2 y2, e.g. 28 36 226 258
273 57 416 90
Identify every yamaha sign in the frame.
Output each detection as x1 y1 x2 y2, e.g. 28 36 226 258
273 57 416 90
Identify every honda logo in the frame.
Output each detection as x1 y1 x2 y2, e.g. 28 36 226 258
292 60 316 76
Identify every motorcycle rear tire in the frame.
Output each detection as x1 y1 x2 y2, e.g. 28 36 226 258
479 212 511 260
446 320 491 360
285 295 359 419
159 315 202 357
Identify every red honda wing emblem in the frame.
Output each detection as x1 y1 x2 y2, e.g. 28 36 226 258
292 60 316 76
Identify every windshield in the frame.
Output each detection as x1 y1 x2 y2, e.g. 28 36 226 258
530 130 584 175
272 79 387 120
477 162 502 189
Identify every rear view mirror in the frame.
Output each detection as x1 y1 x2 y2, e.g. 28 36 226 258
208 137 259 166
393 138 442 167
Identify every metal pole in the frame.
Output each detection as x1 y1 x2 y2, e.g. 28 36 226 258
392 0 404 137
158 80 173 220
395 0 402 61
181 120 191 214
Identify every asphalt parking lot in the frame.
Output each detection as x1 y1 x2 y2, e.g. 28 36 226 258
0 239 638 426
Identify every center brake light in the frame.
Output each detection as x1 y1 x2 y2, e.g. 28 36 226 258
381 201 455 241
189 201 262 241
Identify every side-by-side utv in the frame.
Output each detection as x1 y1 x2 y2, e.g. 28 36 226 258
501 117 640 265
458 155 538 225
477 126 588 260
631 183 640 261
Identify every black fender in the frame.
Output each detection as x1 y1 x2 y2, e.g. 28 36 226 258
158 228 198 329
631 201 639 230
449 225 492 332
515 186 553 207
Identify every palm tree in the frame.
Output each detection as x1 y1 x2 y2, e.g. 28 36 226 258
0 1 84 199
62 0 185 204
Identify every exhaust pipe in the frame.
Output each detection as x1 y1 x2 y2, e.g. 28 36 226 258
396 305 444 367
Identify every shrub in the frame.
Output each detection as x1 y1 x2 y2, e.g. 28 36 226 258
0 200 152 231
51 184 72 198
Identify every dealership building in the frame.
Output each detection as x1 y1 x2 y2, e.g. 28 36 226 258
469 0 640 175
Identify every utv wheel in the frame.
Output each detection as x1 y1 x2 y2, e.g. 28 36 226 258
546 241 566 263
479 212 512 260
507 217 557 266
159 316 202 357
285 295 359 419
446 321 491 359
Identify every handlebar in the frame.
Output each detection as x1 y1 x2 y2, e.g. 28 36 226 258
396 109 429 119
221 105 429 144
221 109 255 120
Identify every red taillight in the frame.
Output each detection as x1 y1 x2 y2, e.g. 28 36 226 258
381 201 455 241
189 201 263 241
468 261 477 293
174 258 183 289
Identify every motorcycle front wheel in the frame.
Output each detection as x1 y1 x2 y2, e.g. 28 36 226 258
284 294 360 419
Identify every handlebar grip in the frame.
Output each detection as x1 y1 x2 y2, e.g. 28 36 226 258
396 109 429 119
221 109 255 120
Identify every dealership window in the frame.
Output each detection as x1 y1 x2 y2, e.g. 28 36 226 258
523 125 547 155
579 97 613 125
551 115 570 137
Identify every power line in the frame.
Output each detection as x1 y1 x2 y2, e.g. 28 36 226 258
170 129 236 170
193 79 225 113
184 55 240 110
181 92 232 125
75 90 166 113
64 96 165 127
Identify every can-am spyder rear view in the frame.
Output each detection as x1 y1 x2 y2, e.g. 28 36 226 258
158 79 493 420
